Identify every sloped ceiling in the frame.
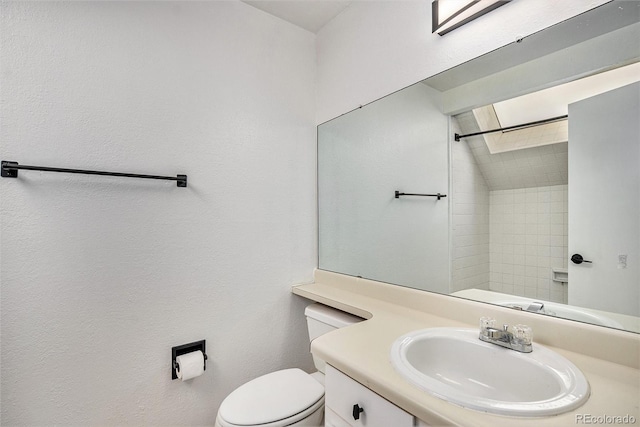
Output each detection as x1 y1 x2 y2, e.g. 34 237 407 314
453 111 568 191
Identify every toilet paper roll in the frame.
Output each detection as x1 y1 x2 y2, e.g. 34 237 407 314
176 350 205 381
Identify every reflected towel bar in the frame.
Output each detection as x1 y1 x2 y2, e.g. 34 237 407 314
395 191 446 200
1 160 187 187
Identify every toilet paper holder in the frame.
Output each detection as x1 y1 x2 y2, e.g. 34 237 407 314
172 340 208 380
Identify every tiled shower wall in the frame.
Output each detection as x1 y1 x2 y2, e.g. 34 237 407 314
452 114 569 300
451 119 490 293
489 186 569 303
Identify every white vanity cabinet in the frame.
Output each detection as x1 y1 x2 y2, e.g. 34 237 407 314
324 365 417 427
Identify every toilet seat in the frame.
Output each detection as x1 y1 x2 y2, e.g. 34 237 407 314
217 368 324 427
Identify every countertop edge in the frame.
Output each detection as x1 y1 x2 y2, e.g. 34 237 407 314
292 274 640 427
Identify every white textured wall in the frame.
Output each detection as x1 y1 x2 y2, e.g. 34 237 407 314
315 0 610 123
0 2 316 425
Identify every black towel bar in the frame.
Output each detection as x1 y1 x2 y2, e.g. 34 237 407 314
395 191 446 200
1 160 187 187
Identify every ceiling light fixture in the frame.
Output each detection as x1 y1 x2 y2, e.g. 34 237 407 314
432 0 510 35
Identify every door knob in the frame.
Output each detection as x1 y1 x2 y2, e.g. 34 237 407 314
571 254 592 264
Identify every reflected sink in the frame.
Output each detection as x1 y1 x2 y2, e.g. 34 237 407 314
390 328 589 417
498 301 624 329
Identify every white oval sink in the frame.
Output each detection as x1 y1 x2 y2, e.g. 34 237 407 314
390 328 590 417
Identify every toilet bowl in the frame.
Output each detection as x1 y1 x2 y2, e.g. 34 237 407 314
214 304 363 427
215 369 324 427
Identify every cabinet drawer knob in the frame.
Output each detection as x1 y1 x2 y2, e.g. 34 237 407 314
352 403 364 420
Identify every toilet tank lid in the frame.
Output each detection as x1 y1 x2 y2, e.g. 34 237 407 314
304 303 364 328
218 368 323 426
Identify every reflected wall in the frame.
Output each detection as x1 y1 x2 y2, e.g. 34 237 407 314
319 83 449 292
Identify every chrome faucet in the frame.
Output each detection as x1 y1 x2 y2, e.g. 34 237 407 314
479 318 532 353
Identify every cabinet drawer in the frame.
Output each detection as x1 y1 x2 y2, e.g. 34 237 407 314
325 407 352 427
325 365 414 427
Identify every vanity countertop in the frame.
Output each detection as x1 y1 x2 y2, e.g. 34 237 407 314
293 270 640 426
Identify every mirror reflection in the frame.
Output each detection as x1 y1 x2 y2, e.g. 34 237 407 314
318 1 639 333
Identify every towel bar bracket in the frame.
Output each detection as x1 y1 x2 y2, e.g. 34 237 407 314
1 161 18 178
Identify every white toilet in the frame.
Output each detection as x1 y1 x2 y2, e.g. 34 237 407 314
214 303 363 427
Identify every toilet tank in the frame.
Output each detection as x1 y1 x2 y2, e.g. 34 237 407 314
305 303 363 373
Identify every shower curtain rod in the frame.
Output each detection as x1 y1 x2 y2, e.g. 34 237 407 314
454 115 568 141
1 161 187 187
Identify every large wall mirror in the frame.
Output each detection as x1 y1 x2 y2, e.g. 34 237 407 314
318 1 640 333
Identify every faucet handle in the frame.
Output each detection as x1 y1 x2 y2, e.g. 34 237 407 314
479 317 496 333
513 324 533 345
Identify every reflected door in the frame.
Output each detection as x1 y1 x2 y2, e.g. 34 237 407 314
568 82 640 317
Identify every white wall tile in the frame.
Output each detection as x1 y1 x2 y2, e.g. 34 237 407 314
489 185 568 303
451 115 490 293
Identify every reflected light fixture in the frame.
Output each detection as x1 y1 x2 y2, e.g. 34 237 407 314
432 0 510 35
